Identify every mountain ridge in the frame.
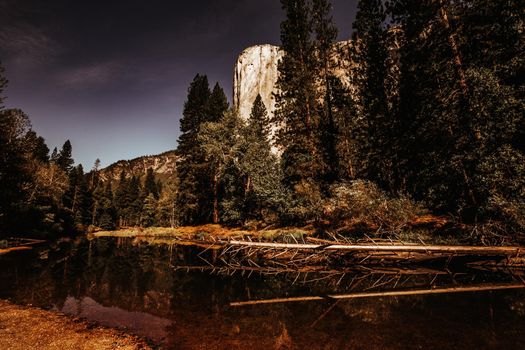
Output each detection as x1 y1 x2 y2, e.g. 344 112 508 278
98 150 178 183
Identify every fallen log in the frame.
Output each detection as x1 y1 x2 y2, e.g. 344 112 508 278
171 264 449 276
228 240 523 256
0 246 32 255
230 282 525 307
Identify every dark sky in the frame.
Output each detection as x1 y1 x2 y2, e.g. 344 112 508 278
0 0 357 168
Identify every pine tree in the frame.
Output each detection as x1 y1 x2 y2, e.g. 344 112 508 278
24 131 50 163
50 147 59 163
98 181 116 230
312 0 341 183
176 75 229 224
141 193 157 227
207 83 229 122
176 75 211 224
351 0 392 188
460 0 525 147
69 164 91 227
274 0 325 218
144 168 159 199
387 0 525 224
240 96 288 223
128 176 142 226
90 158 101 190
115 170 130 226
57 140 74 173
156 177 178 227
198 109 244 223
0 108 32 231
91 182 104 226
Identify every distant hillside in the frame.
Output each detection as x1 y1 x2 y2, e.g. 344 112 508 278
98 150 178 184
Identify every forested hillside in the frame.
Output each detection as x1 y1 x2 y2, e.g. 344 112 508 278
97 150 177 184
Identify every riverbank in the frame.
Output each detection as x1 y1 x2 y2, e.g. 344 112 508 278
92 224 313 241
90 219 463 247
0 300 152 350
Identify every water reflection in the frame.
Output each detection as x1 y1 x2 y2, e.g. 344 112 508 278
58 296 171 342
0 237 524 349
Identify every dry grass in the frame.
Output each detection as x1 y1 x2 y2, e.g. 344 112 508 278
0 300 151 350
92 224 313 242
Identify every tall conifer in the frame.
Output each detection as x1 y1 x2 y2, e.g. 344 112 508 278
207 83 229 122
176 75 229 224
275 0 325 213
57 140 74 173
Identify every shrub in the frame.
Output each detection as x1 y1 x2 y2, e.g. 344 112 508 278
323 180 427 233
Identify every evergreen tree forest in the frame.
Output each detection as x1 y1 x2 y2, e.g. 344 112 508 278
0 59 177 236
176 0 525 243
1 0 523 245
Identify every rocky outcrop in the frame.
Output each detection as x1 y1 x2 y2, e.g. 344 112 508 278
233 44 283 121
98 150 178 183
232 41 354 121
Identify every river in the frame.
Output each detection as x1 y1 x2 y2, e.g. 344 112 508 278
1 236 524 349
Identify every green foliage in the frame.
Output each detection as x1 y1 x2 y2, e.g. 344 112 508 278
241 96 289 223
197 100 289 226
176 74 229 224
2 1 524 244
70 164 92 228
207 83 229 122
198 109 244 223
0 63 78 236
141 193 157 227
323 180 426 233
0 109 32 226
351 0 393 187
98 182 117 230
275 0 349 221
312 0 341 183
156 177 178 227
112 172 143 227
24 130 50 163
275 0 325 191
144 167 159 199
56 140 74 173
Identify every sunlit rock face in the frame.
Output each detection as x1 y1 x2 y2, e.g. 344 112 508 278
233 44 283 121
232 41 354 122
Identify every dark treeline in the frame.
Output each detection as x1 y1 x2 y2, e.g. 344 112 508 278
1 0 523 243
0 62 177 236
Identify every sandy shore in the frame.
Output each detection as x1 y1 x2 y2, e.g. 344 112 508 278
0 300 152 350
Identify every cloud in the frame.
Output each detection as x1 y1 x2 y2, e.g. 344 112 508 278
0 23 61 69
56 62 121 88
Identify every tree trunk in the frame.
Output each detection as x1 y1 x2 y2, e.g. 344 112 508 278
91 202 97 226
438 0 468 94
212 173 219 224
72 188 78 212
170 204 175 228
245 176 251 195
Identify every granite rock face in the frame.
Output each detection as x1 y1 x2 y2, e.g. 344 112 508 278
233 44 283 121
232 41 354 122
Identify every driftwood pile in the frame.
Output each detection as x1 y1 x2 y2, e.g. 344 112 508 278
165 234 525 306
168 234 524 272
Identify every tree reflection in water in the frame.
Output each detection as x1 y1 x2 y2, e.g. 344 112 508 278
1 237 524 349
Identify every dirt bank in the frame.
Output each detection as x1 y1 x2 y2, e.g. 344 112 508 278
0 300 152 350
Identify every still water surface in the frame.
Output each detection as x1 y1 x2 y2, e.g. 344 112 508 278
1 236 524 349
